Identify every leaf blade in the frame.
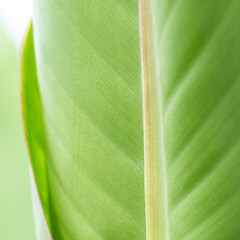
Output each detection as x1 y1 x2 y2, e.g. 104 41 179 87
152 0 240 239
21 22 53 239
23 1 146 239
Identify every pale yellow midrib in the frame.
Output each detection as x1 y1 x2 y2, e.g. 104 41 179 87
139 0 170 239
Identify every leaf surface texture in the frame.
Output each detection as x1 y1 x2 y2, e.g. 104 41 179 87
22 1 145 239
21 0 240 240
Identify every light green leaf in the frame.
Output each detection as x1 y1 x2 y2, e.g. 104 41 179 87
22 1 145 239
141 0 240 239
21 0 240 240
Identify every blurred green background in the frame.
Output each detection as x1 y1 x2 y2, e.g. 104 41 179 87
0 26 35 239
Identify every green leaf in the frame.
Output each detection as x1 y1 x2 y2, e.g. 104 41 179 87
140 0 240 239
22 0 240 240
22 1 145 239
21 22 52 240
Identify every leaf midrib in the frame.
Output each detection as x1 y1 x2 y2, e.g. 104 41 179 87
139 0 170 239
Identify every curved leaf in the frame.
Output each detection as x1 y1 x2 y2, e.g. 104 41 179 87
22 0 240 240
22 1 145 239
21 22 52 239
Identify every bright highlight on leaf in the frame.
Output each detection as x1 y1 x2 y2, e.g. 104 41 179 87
21 0 240 240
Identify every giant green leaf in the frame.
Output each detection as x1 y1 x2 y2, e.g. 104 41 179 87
22 1 145 239
21 0 240 239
